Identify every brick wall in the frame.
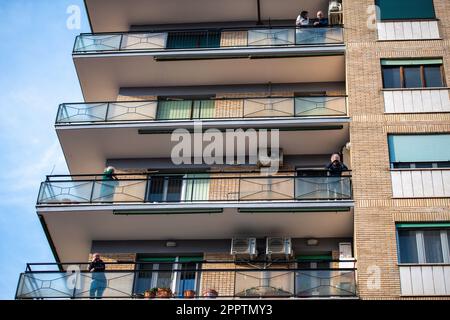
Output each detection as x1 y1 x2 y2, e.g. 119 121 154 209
200 253 236 297
220 31 248 47
88 253 136 271
345 0 450 299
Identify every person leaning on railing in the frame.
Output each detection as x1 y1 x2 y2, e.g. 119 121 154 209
99 166 118 202
312 11 329 27
326 153 348 176
325 153 349 199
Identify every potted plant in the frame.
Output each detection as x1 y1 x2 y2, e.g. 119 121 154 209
157 287 172 298
184 289 196 298
203 288 218 298
144 288 158 298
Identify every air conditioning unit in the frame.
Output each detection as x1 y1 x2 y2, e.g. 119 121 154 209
266 237 293 260
231 238 258 260
257 148 284 168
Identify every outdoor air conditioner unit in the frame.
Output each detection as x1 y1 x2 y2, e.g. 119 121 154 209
231 238 258 260
257 148 284 168
266 237 293 260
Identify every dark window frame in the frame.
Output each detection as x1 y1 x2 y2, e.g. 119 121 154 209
397 227 450 264
382 64 446 89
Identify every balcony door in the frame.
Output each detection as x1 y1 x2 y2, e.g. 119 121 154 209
134 257 202 297
146 174 210 203
146 175 185 202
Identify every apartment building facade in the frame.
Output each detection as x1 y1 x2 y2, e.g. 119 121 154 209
15 0 450 300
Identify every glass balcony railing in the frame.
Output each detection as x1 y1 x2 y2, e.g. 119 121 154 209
73 26 344 53
56 96 347 124
16 261 357 299
37 172 352 205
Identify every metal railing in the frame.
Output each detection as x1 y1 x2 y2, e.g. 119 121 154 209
56 96 348 124
73 26 344 53
37 172 353 205
16 261 357 299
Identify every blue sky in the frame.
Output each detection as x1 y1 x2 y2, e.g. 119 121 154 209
0 0 89 299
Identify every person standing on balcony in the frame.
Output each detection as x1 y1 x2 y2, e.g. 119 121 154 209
326 153 349 200
88 253 107 299
296 11 310 45
296 11 310 26
326 153 348 176
313 11 329 27
98 166 118 202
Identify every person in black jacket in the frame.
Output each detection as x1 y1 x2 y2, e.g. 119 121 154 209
325 153 349 199
88 253 106 298
326 153 348 176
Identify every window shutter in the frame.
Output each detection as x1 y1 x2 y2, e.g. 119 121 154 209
376 0 435 20
388 134 450 163
157 101 192 120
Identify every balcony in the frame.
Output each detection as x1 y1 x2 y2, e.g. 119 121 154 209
38 173 353 205
74 27 343 54
56 96 347 124
16 261 357 299
36 173 353 263
72 27 345 101
55 96 350 174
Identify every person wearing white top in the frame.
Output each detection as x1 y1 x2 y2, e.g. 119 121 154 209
296 11 310 26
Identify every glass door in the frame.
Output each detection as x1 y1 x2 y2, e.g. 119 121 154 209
134 257 202 297
296 254 332 297
146 175 185 202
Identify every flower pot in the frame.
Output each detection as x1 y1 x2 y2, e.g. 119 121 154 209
203 289 218 298
184 290 196 298
144 291 156 298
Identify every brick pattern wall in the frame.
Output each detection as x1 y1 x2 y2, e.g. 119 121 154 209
345 0 450 299
220 31 248 47
117 95 157 101
199 254 236 297
88 253 136 271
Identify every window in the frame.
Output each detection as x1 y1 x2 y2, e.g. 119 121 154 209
397 225 450 264
146 174 210 202
381 59 445 89
388 134 450 169
398 230 419 263
147 175 184 202
156 98 216 120
376 0 435 21
382 67 401 88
